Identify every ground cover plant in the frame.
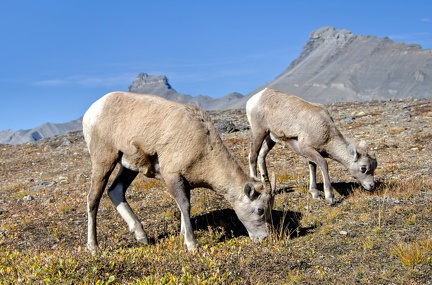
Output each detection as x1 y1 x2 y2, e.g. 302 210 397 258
0 98 431 284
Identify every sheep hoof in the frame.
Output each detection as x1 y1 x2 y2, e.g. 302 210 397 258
251 176 261 182
185 238 200 251
309 189 322 200
87 243 100 256
186 243 199 252
137 237 149 245
327 198 335 205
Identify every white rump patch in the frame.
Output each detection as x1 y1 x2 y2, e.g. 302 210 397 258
246 88 267 114
83 95 109 128
82 94 110 146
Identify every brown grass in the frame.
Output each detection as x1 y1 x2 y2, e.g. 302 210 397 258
391 239 432 267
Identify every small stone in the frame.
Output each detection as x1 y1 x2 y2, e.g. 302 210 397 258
341 116 354 123
42 197 54 206
217 120 239 133
22 195 35 201
30 181 55 191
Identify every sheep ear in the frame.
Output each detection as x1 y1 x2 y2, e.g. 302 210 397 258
244 183 259 200
357 141 369 155
348 143 358 161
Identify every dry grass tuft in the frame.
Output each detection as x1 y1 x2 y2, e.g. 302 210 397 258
391 239 432 267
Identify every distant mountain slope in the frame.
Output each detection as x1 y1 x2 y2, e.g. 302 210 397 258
0 119 82 145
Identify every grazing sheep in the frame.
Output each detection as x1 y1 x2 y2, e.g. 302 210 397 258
83 92 275 254
246 88 377 204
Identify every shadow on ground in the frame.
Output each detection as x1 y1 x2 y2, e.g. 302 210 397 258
332 180 384 197
189 208 307 242
308 181 384 197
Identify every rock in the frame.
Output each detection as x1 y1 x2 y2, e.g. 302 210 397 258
217 120 239 133
355 111 367 117
341 116 354 123
31 181 55 191
22 195 35 201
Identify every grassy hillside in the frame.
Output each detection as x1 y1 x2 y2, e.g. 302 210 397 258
1 99 431 284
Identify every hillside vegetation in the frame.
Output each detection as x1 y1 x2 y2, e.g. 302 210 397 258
1 98 431 284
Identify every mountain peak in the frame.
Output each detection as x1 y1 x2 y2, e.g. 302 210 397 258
290 26 356 66
310 26 355 45
311 26 351 37
128 73 173 93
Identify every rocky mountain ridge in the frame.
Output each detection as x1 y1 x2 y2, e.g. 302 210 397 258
128 73 246 110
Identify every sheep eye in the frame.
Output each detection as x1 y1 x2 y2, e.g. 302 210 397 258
360 166 367 174
257 208 264 215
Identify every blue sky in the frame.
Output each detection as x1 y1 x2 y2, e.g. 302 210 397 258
1 0 431 131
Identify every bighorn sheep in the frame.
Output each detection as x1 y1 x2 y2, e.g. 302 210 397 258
83 92 275 254
246 88 377 204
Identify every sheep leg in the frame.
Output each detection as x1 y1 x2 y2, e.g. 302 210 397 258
257 135 276 182
317 160 334 204
165 175 198 251
108 165 148 245
249 131 267 180
303 147 335 204
308 161 321 199
87 161 117 254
